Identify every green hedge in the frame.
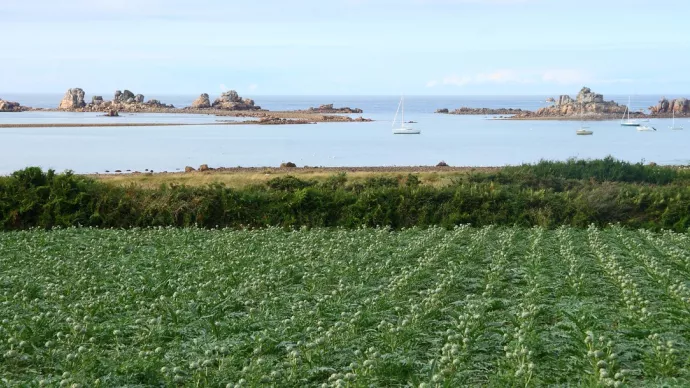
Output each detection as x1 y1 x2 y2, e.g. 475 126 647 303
1 160 689 231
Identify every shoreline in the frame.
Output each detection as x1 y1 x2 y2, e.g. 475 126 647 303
496 115 647 121
0 110 376 128
445 112 686 121
0 109 374 127
89 165 500 176
88 165 502 188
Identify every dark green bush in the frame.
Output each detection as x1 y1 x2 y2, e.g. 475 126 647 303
266 175 315 191
465 156 686 188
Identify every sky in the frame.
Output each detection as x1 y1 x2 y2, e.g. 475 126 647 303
1 0 689 96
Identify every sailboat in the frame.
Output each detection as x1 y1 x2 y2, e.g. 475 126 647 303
669 110 683 130
576 102 593 135
620 96 640 126
392 96 420 135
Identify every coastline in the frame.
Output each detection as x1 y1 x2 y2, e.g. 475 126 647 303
496 115 645 121
0 109 375 128
88 165 502 188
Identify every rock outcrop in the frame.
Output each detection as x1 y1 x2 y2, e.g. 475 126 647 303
191 93 211 109
437 107 526 115
59 88 175 112
649 97 689 115
305 104 363 114
58 88 86 110
0 99 26 112
435 87 635 119
516 87 627 118
114 90 135 103
211 90 261 110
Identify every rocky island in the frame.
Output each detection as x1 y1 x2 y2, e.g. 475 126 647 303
649 97 688 116
0 98 28 112
302 104 363 114
58 88 175 112
0 88 375 128
436 87 652 120
516 87 629 119
188 91 261 111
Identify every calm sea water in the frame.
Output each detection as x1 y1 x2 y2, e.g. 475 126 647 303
0 94 688 174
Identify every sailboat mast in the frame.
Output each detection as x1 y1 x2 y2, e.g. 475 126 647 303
628 96 631 121
401 96 404 126
392 97 402 128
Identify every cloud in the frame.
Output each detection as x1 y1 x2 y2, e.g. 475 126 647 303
248 84 259 92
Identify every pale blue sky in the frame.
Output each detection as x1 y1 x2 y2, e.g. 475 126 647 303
1 0 689 95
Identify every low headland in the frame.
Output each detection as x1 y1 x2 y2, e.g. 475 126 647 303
436 86 690 120
90 163 497 188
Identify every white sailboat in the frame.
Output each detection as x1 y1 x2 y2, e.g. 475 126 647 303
576 102 593 135
392 96 420 135
669 110 683 130
620 96 640 127
637 125 656 131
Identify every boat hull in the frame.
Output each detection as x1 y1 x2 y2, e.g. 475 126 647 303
576 130 593 135
621 123 640 127
393 128 421 134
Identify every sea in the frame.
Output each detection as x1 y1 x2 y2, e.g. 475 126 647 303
1 94 688 174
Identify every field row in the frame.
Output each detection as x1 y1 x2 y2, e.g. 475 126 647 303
1 226 690 386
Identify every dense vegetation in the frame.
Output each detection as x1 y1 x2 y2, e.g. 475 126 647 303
2 226 690 386
1 157 690 231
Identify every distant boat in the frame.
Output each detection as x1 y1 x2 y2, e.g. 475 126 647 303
637 125 656 132
621 96 640 127
669 110 683 130
392 96 420 135
576 102 593 135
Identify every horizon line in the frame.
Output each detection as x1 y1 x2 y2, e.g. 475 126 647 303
3 92 690 97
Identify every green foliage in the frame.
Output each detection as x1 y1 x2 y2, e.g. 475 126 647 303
319 172 348 190
1 226 690 386
1 160 690 231
466 156 687 187
266 175 316 191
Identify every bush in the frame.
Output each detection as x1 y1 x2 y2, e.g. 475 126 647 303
266 175 315 191
2 160 690 231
